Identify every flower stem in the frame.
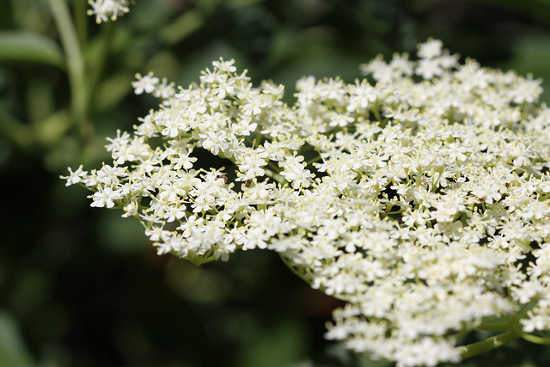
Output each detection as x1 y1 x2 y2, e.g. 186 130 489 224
458 330 520 359
49 0 90 141
74 0 88 45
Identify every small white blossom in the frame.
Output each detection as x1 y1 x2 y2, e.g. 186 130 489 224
89 187 121 208
88 0 130 23
418 39 443 59
61 165 87 186
132 73 159 95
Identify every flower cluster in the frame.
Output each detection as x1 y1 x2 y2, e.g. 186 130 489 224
64 40 550 366
88 0 131 23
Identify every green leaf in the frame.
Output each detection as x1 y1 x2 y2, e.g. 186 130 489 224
0 312 35 367
0 32 64 68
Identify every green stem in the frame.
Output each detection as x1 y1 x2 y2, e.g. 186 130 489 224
458 330 520 359
477 314 516 332
522 333 550 345
49 0 90 141
74 0 88 45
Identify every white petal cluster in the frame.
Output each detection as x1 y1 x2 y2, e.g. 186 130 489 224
88 0 130 23
64 40 550 366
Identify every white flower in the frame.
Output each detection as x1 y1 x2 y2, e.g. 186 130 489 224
89 187 121 208
418 39 443 59
348 80 378 112
416 58 443 79
171 153 197 171
61 165 87 186
66 40 550 367
237 152 267 181
132 73 159 95
280 155 314 189
88 0 130 23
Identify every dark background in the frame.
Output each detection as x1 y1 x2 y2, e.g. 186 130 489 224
1 0 550 366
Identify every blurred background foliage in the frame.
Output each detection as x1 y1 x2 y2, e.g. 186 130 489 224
1 0 550 366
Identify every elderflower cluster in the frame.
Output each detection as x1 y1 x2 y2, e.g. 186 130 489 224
88 0 131 23
64 40 550 366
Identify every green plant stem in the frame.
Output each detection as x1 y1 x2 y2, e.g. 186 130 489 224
74 0 88 45
521 333 550 345
458 330 520 359
477 314 516 332
49 0 90 141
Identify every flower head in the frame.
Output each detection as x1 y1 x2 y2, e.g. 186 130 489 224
64 43 550 366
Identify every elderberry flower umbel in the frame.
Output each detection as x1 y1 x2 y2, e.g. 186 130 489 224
63 40 550 366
